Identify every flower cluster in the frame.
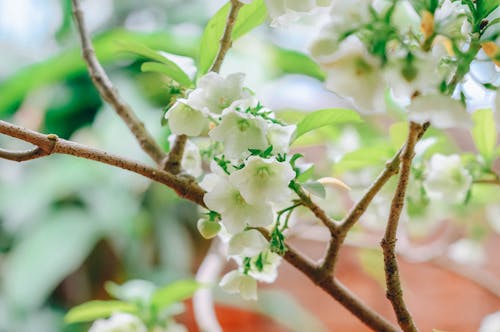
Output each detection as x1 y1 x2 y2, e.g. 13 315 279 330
309 0 492 128
165 72 298 300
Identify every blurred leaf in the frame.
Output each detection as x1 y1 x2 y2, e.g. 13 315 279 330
64 301 138 324
335 145 395 173
141 62 193 87
477 0 499 20
151 280 203 310
105 280 156 304
389 122 408 149
0 29 199 114
302 181 326 199
3 209 100 309
271 48 325 81
197 0 267 76
471 109 498 166
293 108 362 141
296 164 315 182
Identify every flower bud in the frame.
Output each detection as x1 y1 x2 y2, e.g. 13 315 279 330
197 219 221 239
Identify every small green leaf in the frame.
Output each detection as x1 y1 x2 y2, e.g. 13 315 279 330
296 164 314 183
197 0 267 76
471 109 498 166
118 40 175 64
151 280 203 310
272 48 325 81
65 301 138 324
302 181 326 199
141 62 193 87
293 108 362 141
335 145 395 173
389 122 408 149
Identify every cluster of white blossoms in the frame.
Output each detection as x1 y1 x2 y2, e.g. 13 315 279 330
310 0 480 128
240 0 332 27
165 72 299 300
89 313 187 332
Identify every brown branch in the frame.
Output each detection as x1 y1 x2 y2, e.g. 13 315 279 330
0 120 206 207
163 134 187 174
71 0 166 165
474 178 500 186
0 146 50 162
293 184 338 235
209 0 244 73
381 122 422 332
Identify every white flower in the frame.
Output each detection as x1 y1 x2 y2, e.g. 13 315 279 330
248 250 282 283
89 313 146 332
447 239 486 266
228 229 269 257
267 124 296 154
384 52 442 102
264 0 331 27
203 174 274 234
209 108 269 160
423 154 472 204
165 100 207 136
168 136 202 177
408 94 471 129
479 311 500 332
434 0 469 40
391 1 420 34
329 0 372 32
188 72 248 115
315 36 386 113
219 270 258 300
229 156 295 205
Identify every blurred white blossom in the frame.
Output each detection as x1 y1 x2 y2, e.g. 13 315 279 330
89 313 146 332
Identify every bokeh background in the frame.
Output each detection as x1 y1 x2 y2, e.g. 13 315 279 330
0 1 499 331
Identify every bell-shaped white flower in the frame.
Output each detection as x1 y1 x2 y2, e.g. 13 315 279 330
203 175 274 234
329 0 372 32
89 313 147 332
423 154 472 204
264 0 331 27
209 108 268 160
434 0 469 40
391 1 420 35
228 229 269 257
188 72 248 115
384 52 442 102
248 250 282 283
229 156 295 205
165 100 207 136
408 94 471 129
219 270 258 300
316 36 386 113
267 124 296 155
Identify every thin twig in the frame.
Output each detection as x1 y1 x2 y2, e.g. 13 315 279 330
381 121 422 332
474 178 500 186
258 228 399 332
71 0 166 165
0 147 49 162
0 120 206 207
209 0 244 74
163 134 187 174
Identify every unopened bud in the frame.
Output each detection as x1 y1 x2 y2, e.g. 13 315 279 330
197 219 221 239
420 11 434 40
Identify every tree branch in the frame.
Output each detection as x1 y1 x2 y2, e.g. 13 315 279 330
71 0 166 165
0 120 206 207
209 0 244 74
163 134 187 174
0 146 51 162
381 121 422 332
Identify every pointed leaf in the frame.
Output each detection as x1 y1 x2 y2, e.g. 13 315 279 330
151 280 203 310
471 109 498 166
293 109 362 141
65 301 138 324
141 62 193 87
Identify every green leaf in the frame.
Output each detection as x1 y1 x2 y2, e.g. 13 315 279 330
271 48 325 81
65 301 138 324
293 108 362 141
141 62 193 87
389 122 408 149
302 181 326 199
477 0 499 20
471 109 498 166
296 164 315 182
151 280 203 310
335 145 395 173
197 0 267 76
2 210 99 309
